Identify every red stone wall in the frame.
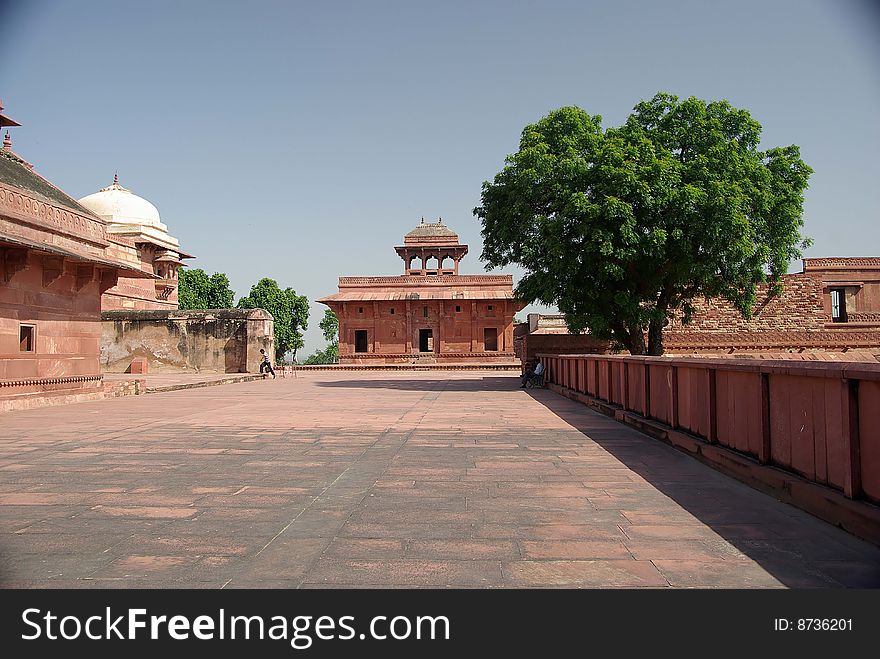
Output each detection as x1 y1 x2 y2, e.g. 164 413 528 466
664 269 880 352
102 274 177 311
667 273 826 335
334 299 517 363
0 251 102 380
525 265 880 358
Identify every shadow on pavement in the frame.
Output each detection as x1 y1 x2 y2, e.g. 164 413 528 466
316 376 519 392
321 373 880 586
526 388 880 588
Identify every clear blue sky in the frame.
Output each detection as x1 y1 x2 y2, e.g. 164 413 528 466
2 0 879 355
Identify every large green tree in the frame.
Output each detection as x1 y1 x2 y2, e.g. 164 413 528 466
177 268 235 309
475 93 812 355
237 278 309 361
304 309 338 364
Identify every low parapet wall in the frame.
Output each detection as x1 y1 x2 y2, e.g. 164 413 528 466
101 309 274 374
537 352 880 544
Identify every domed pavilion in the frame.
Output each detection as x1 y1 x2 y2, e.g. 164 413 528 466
79 175 193 309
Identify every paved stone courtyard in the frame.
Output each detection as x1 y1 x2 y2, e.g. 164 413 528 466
1 370 878 588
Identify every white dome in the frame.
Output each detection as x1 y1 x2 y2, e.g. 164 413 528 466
78 175 163 228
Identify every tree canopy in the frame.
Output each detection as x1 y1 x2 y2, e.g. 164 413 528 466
177 268 235 310
474 93 812 354
304 309 339 365
237 278 309 361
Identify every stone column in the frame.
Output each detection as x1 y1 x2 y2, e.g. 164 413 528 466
438 300 444 355
470 301 477 352
503 301 513 352
405 300 412 354
372 301 379 353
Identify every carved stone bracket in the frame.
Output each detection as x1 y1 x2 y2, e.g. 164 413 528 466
41 256 64 288
155 278 177 300
74 264 96 291
1 246 28 283
99 267 119 294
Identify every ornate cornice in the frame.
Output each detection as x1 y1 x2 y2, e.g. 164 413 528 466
0 184 108 247
847 312 880 323
803 257 880 271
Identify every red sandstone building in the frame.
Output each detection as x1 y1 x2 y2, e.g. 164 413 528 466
519 257 880 364
319 219 524 364
0 103 157 409
0 102 272 393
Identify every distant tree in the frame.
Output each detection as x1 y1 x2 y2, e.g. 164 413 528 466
475 93 813 355
303 346 336 365
304 309 339 364
237 278 309 361
319 308 339 343
178 268 235 309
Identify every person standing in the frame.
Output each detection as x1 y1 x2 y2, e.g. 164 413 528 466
259 348 276 378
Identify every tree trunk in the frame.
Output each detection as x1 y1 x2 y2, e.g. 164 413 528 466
623 326 647 355
647 317 664 356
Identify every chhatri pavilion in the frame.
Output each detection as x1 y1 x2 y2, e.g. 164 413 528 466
319 218 523 365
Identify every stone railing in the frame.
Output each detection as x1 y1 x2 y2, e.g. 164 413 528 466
0 374 103 388
537 353 880 544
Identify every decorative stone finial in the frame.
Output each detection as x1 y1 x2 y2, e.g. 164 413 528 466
113 171 119 185
2 131 11 151
421 216 425 224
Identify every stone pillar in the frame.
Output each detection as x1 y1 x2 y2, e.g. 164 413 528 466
470 301 477 352
438 300 444 355
372 301 379 353
340 303 348 356
405 300 412 354
504 301 513 352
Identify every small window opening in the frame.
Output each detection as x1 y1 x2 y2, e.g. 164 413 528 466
20 325 35 352
830 289 847 323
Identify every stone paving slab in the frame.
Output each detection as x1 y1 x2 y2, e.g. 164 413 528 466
0 370 879 588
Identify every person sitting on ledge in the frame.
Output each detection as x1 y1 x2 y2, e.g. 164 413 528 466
520 358 544 388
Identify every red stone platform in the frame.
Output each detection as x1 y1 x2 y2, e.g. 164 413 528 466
0 370 877 588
